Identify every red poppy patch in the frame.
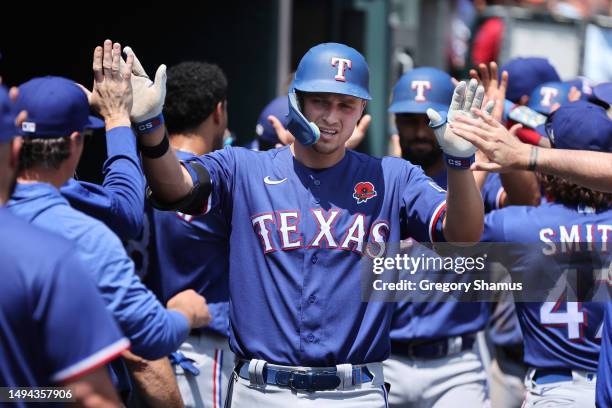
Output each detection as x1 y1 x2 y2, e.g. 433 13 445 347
353 181 377 204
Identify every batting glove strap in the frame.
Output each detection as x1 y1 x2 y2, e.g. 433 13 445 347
135 113 165 135
444 153 474 170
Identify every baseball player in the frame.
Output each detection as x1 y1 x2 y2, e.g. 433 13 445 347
385 66 491 407
0 85 128 406
131 60 234 408
7 42 209 399
453 100 611 407
132 42 488 407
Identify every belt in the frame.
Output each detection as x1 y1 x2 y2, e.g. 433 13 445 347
391 333 476 359
532 369 596 385
235 360 373 392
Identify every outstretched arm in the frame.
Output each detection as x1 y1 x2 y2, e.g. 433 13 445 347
451 109 612 193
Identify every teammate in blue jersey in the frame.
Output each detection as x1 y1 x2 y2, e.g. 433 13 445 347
132 42 489 407
463 101 612 407
385 66 490 407
130 61 234 408
0 85 127 406
7 42 210 397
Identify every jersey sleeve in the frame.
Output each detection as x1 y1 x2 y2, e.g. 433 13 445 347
481 209 507 243
61 126 145 240
399 162 447 243
181 146 237 216
80 222 189 360
38 249 130 383
481 173 505 214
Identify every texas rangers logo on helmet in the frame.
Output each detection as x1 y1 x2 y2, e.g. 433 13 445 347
353 181 377 204
331 57 352 82
540 87 559 107
412 80 432 102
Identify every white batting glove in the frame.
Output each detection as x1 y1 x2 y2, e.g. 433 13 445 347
426 79 493 169
122 46 167 134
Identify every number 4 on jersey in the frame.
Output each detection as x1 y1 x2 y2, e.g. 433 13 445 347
540 299 585 340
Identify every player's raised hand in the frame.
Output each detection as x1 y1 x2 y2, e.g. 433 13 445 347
426 79 494 166
122 46 167 125
167 289 211 329
450 108 528 172
469 62 507 123
345 114 371 150
89 39 133 129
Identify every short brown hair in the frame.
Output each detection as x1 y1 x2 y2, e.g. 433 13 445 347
19 136 71 171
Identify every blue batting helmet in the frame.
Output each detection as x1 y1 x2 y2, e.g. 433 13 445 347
389 67 454 114
287 43 370 146
528 81 571 115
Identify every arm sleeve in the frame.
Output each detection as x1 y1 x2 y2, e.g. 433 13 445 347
400 163 448 243
37 250 130 383
62 126 145 240
481 210 506 243
83 224 189 360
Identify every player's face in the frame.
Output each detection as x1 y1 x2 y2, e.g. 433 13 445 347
395 113 442 169
301 92 365 155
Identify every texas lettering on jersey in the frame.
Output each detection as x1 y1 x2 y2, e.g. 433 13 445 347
251 208 390 256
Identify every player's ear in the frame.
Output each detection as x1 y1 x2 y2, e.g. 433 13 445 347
213 101 225 125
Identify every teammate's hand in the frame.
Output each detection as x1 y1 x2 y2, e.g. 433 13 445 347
167 289 211 329
89 40 133 130
426 79 493 160
121 46 167 124
345 114 371 150
469 61 507 123
449 108 528 172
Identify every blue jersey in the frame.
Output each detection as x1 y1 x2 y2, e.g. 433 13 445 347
596 302 611 407
181 145 447 366
8 182 189 360
389 170 503 341
130 150 230 338
482 202 609 371
0 208 129 391
481 173 505 214
61 127 145 240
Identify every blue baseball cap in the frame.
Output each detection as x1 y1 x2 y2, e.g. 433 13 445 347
255 96 289 144
389 67 454 114
291 43 371 100
592 82 612 107
15 76 104 138
546 101 612 152
528 81 571 115
0 86 17 143
500 57 560 103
